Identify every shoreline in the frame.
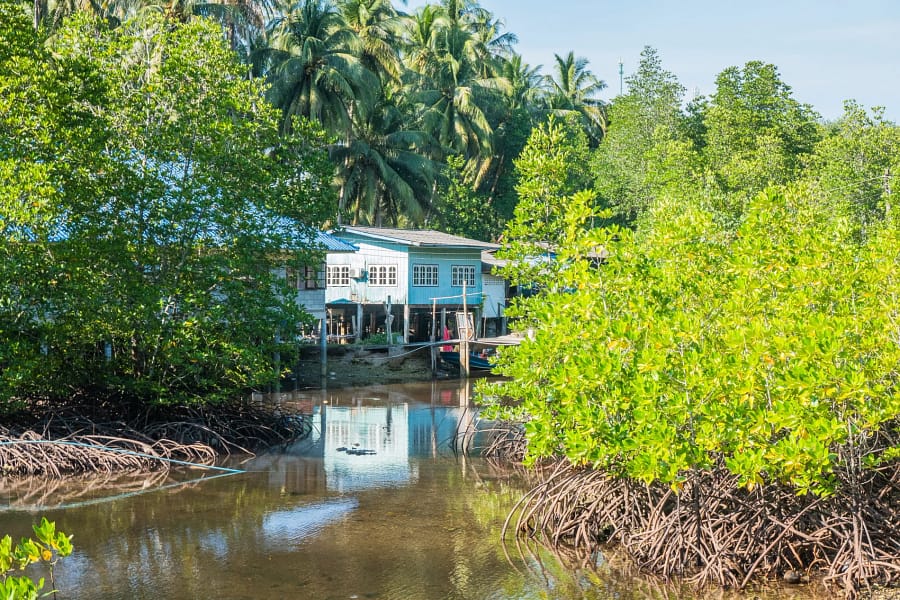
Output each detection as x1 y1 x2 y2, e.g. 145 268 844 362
292 344 449 389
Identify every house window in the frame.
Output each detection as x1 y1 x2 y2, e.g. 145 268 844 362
369 264 397 286
286 266 323 290
451 265 475 287
412 264 439 286
327 265 350 286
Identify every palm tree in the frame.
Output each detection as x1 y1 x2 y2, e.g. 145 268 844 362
192 0 278 55
465 10 517 79
398 3 447 75
336 0 403 83
500 53 546 112
256 0 378 135
547 50 607 145
330 95 442 226
401 2 510 185
478 52 544 201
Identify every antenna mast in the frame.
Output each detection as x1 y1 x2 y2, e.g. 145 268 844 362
618 58 624 95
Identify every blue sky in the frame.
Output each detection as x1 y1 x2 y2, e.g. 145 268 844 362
399 0 900 121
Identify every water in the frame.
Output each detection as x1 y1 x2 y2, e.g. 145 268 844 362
0 381 819 599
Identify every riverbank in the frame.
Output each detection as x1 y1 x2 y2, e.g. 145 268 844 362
292 344 446 389
0 345 447 478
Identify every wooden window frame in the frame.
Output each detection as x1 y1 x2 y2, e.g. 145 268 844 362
327 265 350 286
450 265 475 287
412 264 439 287
369 264 397 286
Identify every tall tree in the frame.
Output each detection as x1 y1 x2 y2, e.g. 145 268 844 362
1 11 337 405
593 46 697 224
401 0 509 185
499 115 594 287
257 0 378 134
478 52 543 218
804 101 900 234
336 0 403 83
701 61 821 216
330 95 441 226
431 154 499 241
0 2 115 405
465 7 516 79
546 50 607 145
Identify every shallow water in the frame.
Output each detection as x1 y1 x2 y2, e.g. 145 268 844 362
0 381 821 599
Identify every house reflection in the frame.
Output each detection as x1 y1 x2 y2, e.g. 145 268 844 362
263 381 479 494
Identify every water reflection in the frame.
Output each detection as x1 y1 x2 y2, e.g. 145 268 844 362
261 380 482 494
0 380 816 599
0 380 533 600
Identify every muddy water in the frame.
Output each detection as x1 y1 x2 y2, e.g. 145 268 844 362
0 381 818 600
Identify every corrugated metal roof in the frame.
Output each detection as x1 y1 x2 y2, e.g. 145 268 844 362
334 226 499 250
313 231 357 252
481 249 507 270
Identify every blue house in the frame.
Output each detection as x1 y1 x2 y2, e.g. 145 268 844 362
325 227 499 342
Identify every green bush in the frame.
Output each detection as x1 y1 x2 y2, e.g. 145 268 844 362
483 186 900 497
0 518 73 600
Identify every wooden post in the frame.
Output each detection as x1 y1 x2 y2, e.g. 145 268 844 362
319 317 327 379
385 295 393 346
461 281 470 378
356 303 363 342
430 299 437 374
440 307 447 371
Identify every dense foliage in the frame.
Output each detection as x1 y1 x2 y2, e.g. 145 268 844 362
490 182 900 496
481 66 899 591
0 4 335 406
18 0 612 235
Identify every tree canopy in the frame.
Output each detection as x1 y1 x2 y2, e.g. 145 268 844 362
1 5 335 406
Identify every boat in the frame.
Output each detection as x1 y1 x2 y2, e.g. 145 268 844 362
439 351 494 371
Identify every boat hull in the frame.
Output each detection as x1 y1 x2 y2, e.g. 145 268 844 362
439 351 494 371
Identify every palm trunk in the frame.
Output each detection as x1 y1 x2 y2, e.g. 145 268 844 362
33 0 46 29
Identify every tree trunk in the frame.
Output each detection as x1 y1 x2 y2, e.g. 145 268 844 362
33 0 46 29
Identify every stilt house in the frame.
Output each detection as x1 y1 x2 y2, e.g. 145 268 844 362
325 227 500 343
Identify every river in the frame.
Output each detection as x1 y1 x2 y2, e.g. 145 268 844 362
0 380 817 599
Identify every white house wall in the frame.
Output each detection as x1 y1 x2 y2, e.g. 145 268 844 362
297 289 326 319
326 242 409 305
326 233 493 308
272 265 328 320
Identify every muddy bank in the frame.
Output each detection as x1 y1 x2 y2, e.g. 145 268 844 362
292 344 447 389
